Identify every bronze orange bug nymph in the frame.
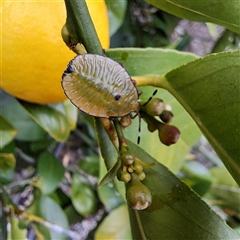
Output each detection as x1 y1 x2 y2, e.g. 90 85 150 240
61 54 140 118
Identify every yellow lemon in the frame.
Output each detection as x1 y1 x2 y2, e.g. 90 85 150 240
1 0 109 104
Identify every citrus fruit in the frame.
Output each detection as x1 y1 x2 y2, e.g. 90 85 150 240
1 0 109 104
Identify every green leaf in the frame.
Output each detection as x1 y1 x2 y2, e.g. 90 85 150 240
37 151 65 195
105 0 127 36
107 48 201 173
0 153 16 171
9 215 27 240
95 204 132 240
98 182 124 211
181 161 212 196
49 100 78 131
0 115 17 149
126 140 239 240
209 166 240 212
20 101 71 142
37 195 69 240
0 90 46 141
106 48 198 76
162 51 240 185
146 0 240 33
79 155 99 177
95 118 126 199
71 173 97 217
98 157 124 210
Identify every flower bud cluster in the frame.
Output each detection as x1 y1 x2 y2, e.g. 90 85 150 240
117 152 146 184
116 145 154 210
140 97 180 146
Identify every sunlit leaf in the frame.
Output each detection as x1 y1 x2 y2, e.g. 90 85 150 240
71 173 97 217
126 140 239 240
95 204 132 240
0 153 16 171
50 100 78 131
37 151 65 195
146 0 240 33
9 214 27 240
20 101 71 142
0 115 17 149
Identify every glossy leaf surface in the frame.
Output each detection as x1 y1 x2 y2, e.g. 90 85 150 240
126 140 239 240
49 100 78 131
163 51 240 185
20 101 72 142
146 0 240 33
0 115 17 149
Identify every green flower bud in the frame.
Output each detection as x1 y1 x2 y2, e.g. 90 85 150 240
145 98 165 116
120 116 132 128
121 152 134 165
138 172 146 181
117 168 131 183
133 161 143 174
121 172 131 183
147 123 157 132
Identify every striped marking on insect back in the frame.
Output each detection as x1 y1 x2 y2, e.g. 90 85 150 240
62 54 139 118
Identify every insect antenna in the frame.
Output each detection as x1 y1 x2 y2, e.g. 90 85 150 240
137 89 158 144
137 113 141 144
141 89 158 107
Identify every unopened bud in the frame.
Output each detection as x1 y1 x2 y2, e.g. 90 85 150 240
121 152 134 165
158 124 180 146
159 110 174 123
145 98 165 116
133 161 143 174
117 168 131 183
138 172 146 181
120 116 132 128
147 122 157 132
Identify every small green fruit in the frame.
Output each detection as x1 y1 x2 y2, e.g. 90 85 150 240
126 174 152 210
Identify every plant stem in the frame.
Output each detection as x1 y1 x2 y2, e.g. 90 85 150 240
64 0 103 54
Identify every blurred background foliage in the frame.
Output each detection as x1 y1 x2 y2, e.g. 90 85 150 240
1 0 240 239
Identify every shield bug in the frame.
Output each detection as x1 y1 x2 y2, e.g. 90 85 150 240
62 54 139 118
